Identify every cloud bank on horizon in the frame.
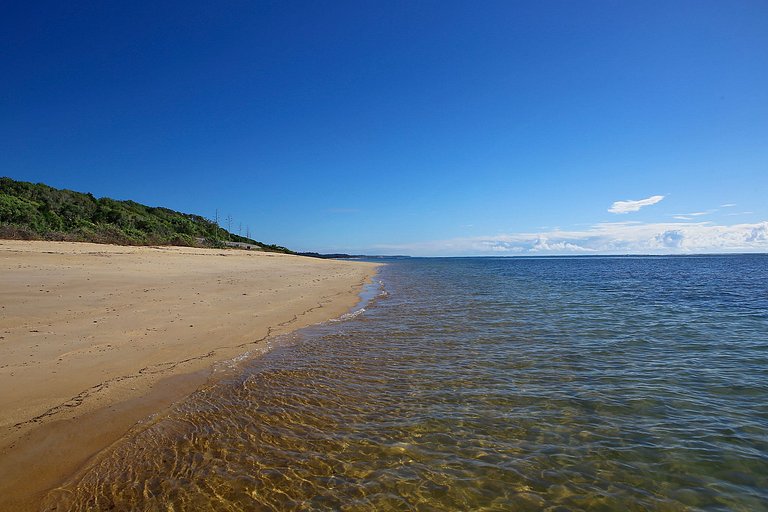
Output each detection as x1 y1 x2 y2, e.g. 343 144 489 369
376 220 768 256
376 195 767 256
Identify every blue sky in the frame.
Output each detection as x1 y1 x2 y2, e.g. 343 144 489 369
2 0 766 255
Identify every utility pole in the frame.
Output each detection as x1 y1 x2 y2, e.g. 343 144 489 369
238 222 242 236
246 225 250 239
227 214 232 233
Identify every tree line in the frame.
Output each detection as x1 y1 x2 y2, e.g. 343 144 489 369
0 177 293 253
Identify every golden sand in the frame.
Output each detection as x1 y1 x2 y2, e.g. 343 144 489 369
0 240 378 508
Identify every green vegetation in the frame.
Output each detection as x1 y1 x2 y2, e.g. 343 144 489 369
0 177 293 253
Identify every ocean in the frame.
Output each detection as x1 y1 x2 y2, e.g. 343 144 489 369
44 255 768 511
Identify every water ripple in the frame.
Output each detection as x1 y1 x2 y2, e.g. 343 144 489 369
44 256 768 511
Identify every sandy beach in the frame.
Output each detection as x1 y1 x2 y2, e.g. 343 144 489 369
0 240 378 509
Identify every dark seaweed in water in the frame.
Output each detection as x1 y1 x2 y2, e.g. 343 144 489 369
44 255 768 511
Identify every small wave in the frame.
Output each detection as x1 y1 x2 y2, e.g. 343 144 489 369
330 307 366 322
212 340 275 374
210 350 255 375
329 277 387 323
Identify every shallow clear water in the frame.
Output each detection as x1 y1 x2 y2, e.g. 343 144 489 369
44 256 768 511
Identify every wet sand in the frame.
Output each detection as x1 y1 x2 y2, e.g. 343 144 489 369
0 240 378 509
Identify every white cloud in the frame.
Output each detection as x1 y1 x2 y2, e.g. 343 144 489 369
530 236 595 252
746 224 767 242
673 209 716 220
655 230 685 249
374 220 768 256
721 203 737 208
608 195 665 214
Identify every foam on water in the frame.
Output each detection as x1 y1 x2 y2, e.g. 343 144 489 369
330 307 366 322
329 279 385 322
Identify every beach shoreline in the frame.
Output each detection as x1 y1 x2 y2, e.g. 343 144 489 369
0 240 378 509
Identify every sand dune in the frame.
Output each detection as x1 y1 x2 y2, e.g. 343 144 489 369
0 240 378 508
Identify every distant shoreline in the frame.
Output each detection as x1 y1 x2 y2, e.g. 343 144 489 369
0 240 379 509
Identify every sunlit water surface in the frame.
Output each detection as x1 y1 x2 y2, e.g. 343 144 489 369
44 256 768 511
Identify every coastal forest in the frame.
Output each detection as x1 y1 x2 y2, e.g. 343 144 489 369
0 177 293 253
